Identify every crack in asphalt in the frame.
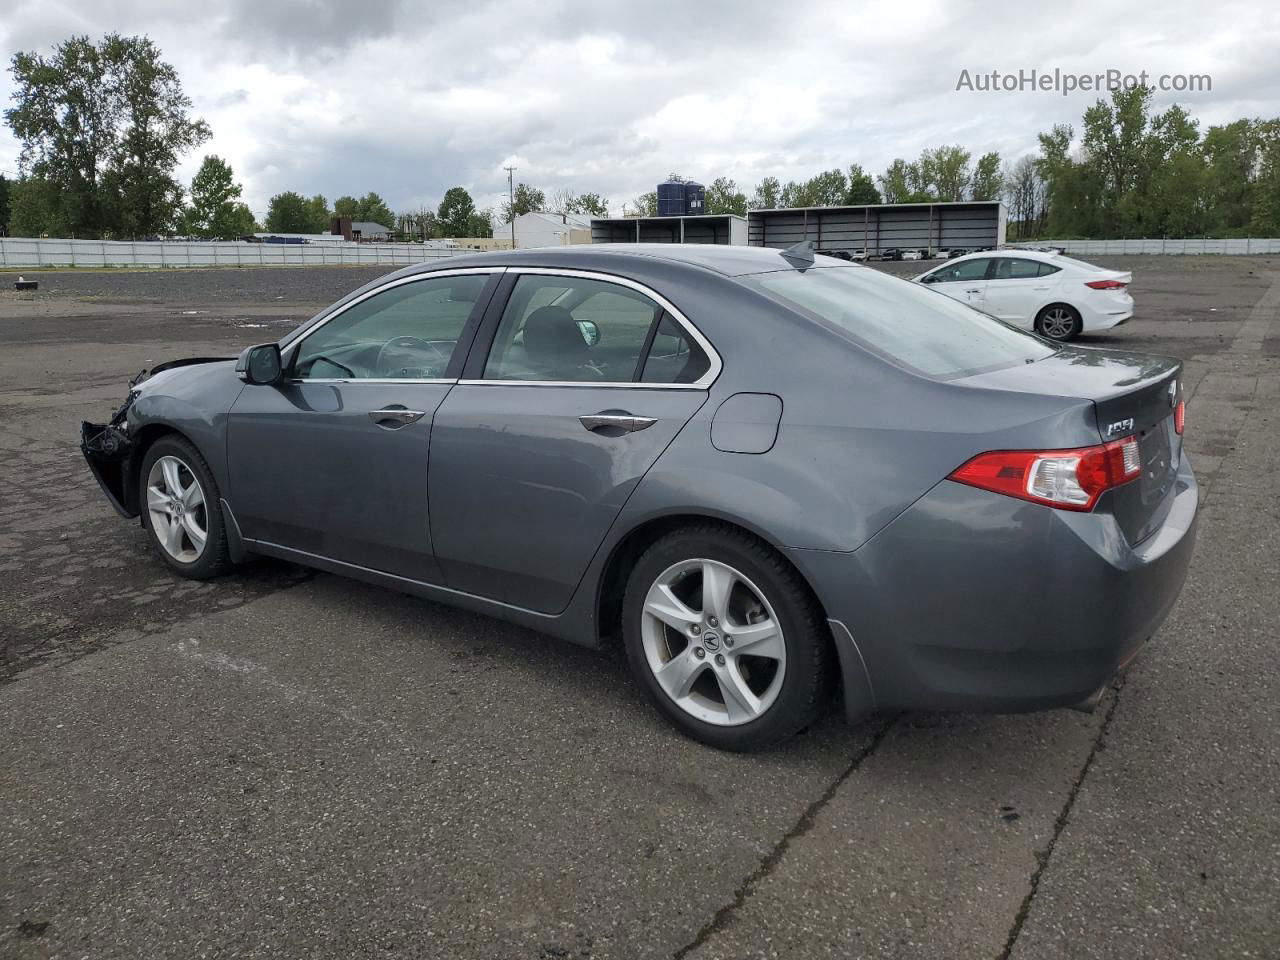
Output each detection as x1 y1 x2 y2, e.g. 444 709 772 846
1000 273 1277 960
997 677 1127 960
671 715 899 960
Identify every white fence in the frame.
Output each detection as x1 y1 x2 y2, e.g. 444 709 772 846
1049 237 1280 256
0 237 465 269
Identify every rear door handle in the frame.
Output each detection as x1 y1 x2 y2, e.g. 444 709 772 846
368 408 426 427
579 414 656 434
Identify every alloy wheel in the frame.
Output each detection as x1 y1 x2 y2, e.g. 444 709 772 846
146 455 208 563
1040 307 1077 340
640 558 786 726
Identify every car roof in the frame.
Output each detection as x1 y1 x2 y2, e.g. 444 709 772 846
937 249 1057 265
400 243 852 279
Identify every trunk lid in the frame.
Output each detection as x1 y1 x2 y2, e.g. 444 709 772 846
961 345 1183 544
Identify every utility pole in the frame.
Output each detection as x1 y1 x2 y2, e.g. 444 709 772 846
504 166 517 249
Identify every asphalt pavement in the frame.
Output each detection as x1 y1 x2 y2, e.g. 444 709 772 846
1 256 1276 959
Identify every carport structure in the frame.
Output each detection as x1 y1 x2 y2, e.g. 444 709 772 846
748 201 1006 257
591 214 747 245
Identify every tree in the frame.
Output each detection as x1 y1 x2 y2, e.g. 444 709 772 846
970 152 1003 201
264 191 313 232
566 191 608 217
6 177 64 236
549 189 609 218
333 195 359 218
437 186 478 237
878 159 928 203
502 183 545 222
704 177 747 215
919 145 971 201
845 164 881 204
185 155 250 238
6 34 210 237
467 209 494 237
1003 155 1044 239
631 191 658 216
750 176 781 209
355 191 394 227
305 194 330 233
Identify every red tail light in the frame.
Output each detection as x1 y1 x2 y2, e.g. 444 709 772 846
1085 279 1128 290
949 436 1141 512
1174 400 1185 435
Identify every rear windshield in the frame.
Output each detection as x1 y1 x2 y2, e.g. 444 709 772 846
745 266 1055 379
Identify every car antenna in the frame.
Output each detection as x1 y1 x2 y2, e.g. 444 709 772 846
780 240 815 271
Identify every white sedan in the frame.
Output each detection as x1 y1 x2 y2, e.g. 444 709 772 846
912 250 1133 341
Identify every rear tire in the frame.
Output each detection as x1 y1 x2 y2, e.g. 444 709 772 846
1035 303 1083 341
138 435 233 580
622 523 832 751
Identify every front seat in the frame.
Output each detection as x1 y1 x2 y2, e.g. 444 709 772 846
522 305 592 379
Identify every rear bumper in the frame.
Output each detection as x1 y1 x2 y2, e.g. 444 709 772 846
1082 296 1134 330
791 454 1198 717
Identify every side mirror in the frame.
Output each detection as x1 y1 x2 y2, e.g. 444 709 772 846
236 343 283 385
577 319 601 347
921 273 939 284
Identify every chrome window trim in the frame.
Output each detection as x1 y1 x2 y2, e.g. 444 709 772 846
478 266 722 389
281 267 502 383
287 378 457 385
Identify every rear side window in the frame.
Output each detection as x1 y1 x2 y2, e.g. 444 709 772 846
746 266 1055 379
992 258 1042 280
1037 262 1062 277
482 274 709 384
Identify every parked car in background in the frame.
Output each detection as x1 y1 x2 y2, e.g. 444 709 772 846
902 249 924 261
946 248 969 259
913 250 1134 341
815 248 853 261
878 248 903 261
849 249 868 261
81 244 1190 751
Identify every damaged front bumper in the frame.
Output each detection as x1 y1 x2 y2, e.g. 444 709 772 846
80 379 141 519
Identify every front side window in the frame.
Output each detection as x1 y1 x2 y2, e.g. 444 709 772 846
927 258 992 283
746 266 1055 379
484 274 707 383
292 274 488 380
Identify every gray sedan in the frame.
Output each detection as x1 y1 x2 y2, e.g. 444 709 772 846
82 244 1197 750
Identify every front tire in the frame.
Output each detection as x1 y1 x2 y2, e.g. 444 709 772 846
622 523 832 751
138 435 232 579
1035 303 1083 341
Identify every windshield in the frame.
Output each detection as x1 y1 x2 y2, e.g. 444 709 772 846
744 266 1055 379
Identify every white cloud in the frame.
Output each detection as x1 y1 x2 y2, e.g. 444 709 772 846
1 0 1276 218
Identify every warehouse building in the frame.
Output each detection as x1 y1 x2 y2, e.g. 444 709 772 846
590 214 747 245
502 211 592 249
748 201 1006 257
590 201 1003 253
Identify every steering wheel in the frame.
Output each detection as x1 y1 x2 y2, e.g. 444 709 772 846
375 336 451 378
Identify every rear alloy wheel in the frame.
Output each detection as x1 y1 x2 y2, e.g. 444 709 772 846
622 524 831 750
1036 304 1083 342
139 436 232 579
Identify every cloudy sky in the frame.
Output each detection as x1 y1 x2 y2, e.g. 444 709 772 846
1 0 1276 221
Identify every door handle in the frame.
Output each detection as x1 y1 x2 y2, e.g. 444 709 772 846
368 408 426 426
579 414 656 434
